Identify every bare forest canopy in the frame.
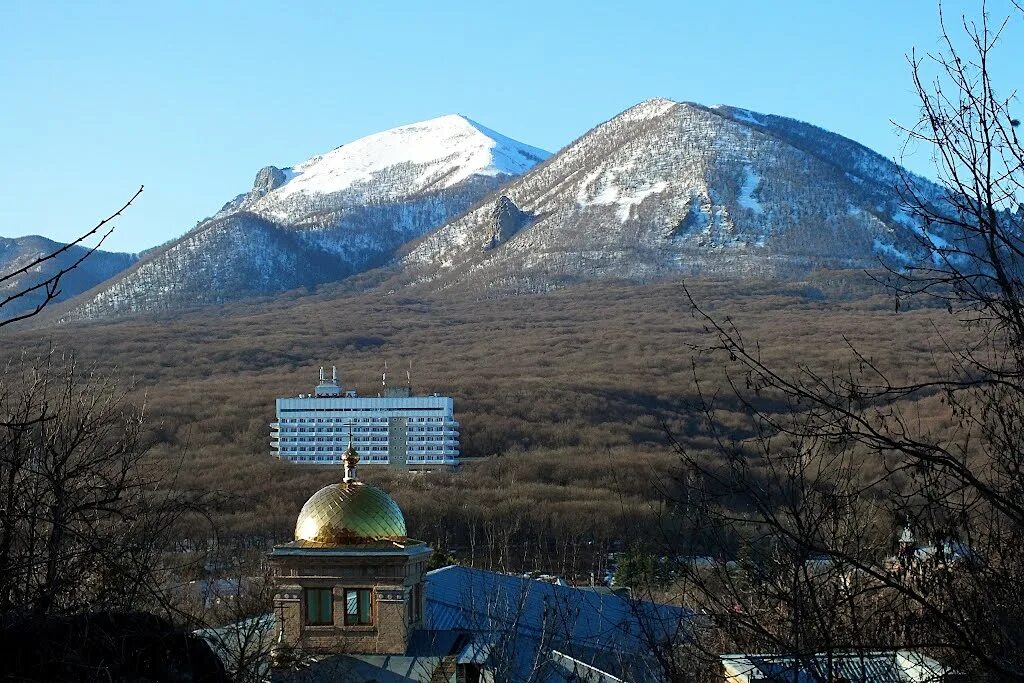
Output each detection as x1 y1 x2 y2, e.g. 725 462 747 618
0 272 966 575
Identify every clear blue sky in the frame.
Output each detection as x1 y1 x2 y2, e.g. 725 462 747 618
1 1 1021 253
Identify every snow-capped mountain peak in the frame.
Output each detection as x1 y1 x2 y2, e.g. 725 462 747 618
256 114 549 215
399 98 947 293
62 115 550 321
616 97 679 123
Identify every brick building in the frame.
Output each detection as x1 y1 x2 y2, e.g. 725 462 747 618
269 438 430 659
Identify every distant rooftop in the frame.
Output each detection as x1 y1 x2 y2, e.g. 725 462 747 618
720 650 952 682
425 565 690 681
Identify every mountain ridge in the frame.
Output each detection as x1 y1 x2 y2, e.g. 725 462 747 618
396 97 944 293
60 115 551 321
0 235 137 319
44 98 951 321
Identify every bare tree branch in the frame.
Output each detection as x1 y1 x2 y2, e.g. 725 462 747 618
0 186 143 328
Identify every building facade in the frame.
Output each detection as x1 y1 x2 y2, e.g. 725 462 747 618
270 442 431 665
271 367 460 469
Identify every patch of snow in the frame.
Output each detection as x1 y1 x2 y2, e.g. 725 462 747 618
616 98 678 124
894 211 952 249
578 179 670 222
574 167 606 207
873 239 912 263
738 165 764 214
890 210 918 229
729 108 765 126
915 226 950 250
265 114 550 204
462 118 551 173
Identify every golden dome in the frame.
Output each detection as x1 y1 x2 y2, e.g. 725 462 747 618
293 432 406 545
294 481 407 544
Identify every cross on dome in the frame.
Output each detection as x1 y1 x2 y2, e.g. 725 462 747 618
343 422 359 483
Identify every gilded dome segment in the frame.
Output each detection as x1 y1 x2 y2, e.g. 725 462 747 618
294 481 407 544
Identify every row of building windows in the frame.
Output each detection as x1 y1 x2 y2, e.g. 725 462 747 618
275 434 457 442
288 455 392 462
280 436 392 442
280 416 448 422
279 419 452 425
280 407 446 413
286 455 457 463
276 430 456 437
280 448 456 454
276 437 456 445
305 587 372 627
305 586 424 628
281 428 455 434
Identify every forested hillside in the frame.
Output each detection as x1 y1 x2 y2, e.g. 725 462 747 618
4 275 959 575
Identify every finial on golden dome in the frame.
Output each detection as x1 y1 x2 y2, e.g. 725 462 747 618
343 422 359 483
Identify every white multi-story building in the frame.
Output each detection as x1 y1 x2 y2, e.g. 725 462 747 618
271 367 460 469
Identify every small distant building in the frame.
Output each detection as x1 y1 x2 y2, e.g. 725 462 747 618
270 366 460 469
888 525 976 577
720 651 953 682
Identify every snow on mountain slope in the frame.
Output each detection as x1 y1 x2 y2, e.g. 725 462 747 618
399 98 944 293
63 116 550 320
0 235 136 320
261 115 546 210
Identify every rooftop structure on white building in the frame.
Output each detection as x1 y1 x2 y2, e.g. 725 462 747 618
270 365 460 470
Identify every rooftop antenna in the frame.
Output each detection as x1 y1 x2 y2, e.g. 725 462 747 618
407 359 412 391
382 359 388 389
332 365 338 382
319 366 325 383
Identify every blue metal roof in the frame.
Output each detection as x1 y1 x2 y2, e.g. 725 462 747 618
720 651 950 682
424 566 689 681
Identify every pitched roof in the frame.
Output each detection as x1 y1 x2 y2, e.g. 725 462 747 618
720 650 950 682
425 565 689 681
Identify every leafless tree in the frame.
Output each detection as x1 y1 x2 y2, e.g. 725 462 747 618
666 3 1024 680
0 349 218 617
0 348 241 680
